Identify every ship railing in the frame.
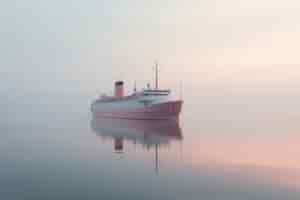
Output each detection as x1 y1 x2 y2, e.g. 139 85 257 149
142 89 170 96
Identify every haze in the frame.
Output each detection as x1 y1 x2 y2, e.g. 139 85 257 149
1 0 300 96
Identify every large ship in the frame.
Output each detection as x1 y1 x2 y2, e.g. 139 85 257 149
91 65 183 120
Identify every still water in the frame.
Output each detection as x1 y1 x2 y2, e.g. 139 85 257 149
1 89 300 200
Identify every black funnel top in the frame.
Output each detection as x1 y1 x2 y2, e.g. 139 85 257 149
115 81 124 86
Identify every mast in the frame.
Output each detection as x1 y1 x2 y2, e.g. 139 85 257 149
155 61 158 89
133 81 137 93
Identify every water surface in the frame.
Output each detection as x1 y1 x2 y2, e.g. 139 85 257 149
1 89 300 200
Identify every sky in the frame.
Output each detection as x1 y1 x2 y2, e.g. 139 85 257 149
1 0 300 95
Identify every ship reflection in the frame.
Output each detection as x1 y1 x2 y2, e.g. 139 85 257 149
91 118 183 173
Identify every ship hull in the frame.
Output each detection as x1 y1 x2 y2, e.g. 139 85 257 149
92 100 183 120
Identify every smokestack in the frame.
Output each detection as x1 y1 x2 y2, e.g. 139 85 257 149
114 81 124 98
114 137 123 152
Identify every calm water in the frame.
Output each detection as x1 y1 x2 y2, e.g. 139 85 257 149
1 88 300 200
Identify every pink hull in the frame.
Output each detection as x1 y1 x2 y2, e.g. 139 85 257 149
93 100 183 120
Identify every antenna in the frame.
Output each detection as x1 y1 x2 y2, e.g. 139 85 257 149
155 61 158 89
179 80 183 100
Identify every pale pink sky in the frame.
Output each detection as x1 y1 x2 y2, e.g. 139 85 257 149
1 0 300 93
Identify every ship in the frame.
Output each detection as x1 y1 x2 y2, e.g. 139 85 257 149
91 64 183 120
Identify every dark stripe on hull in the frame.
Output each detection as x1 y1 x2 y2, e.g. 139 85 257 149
92 101 182 120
